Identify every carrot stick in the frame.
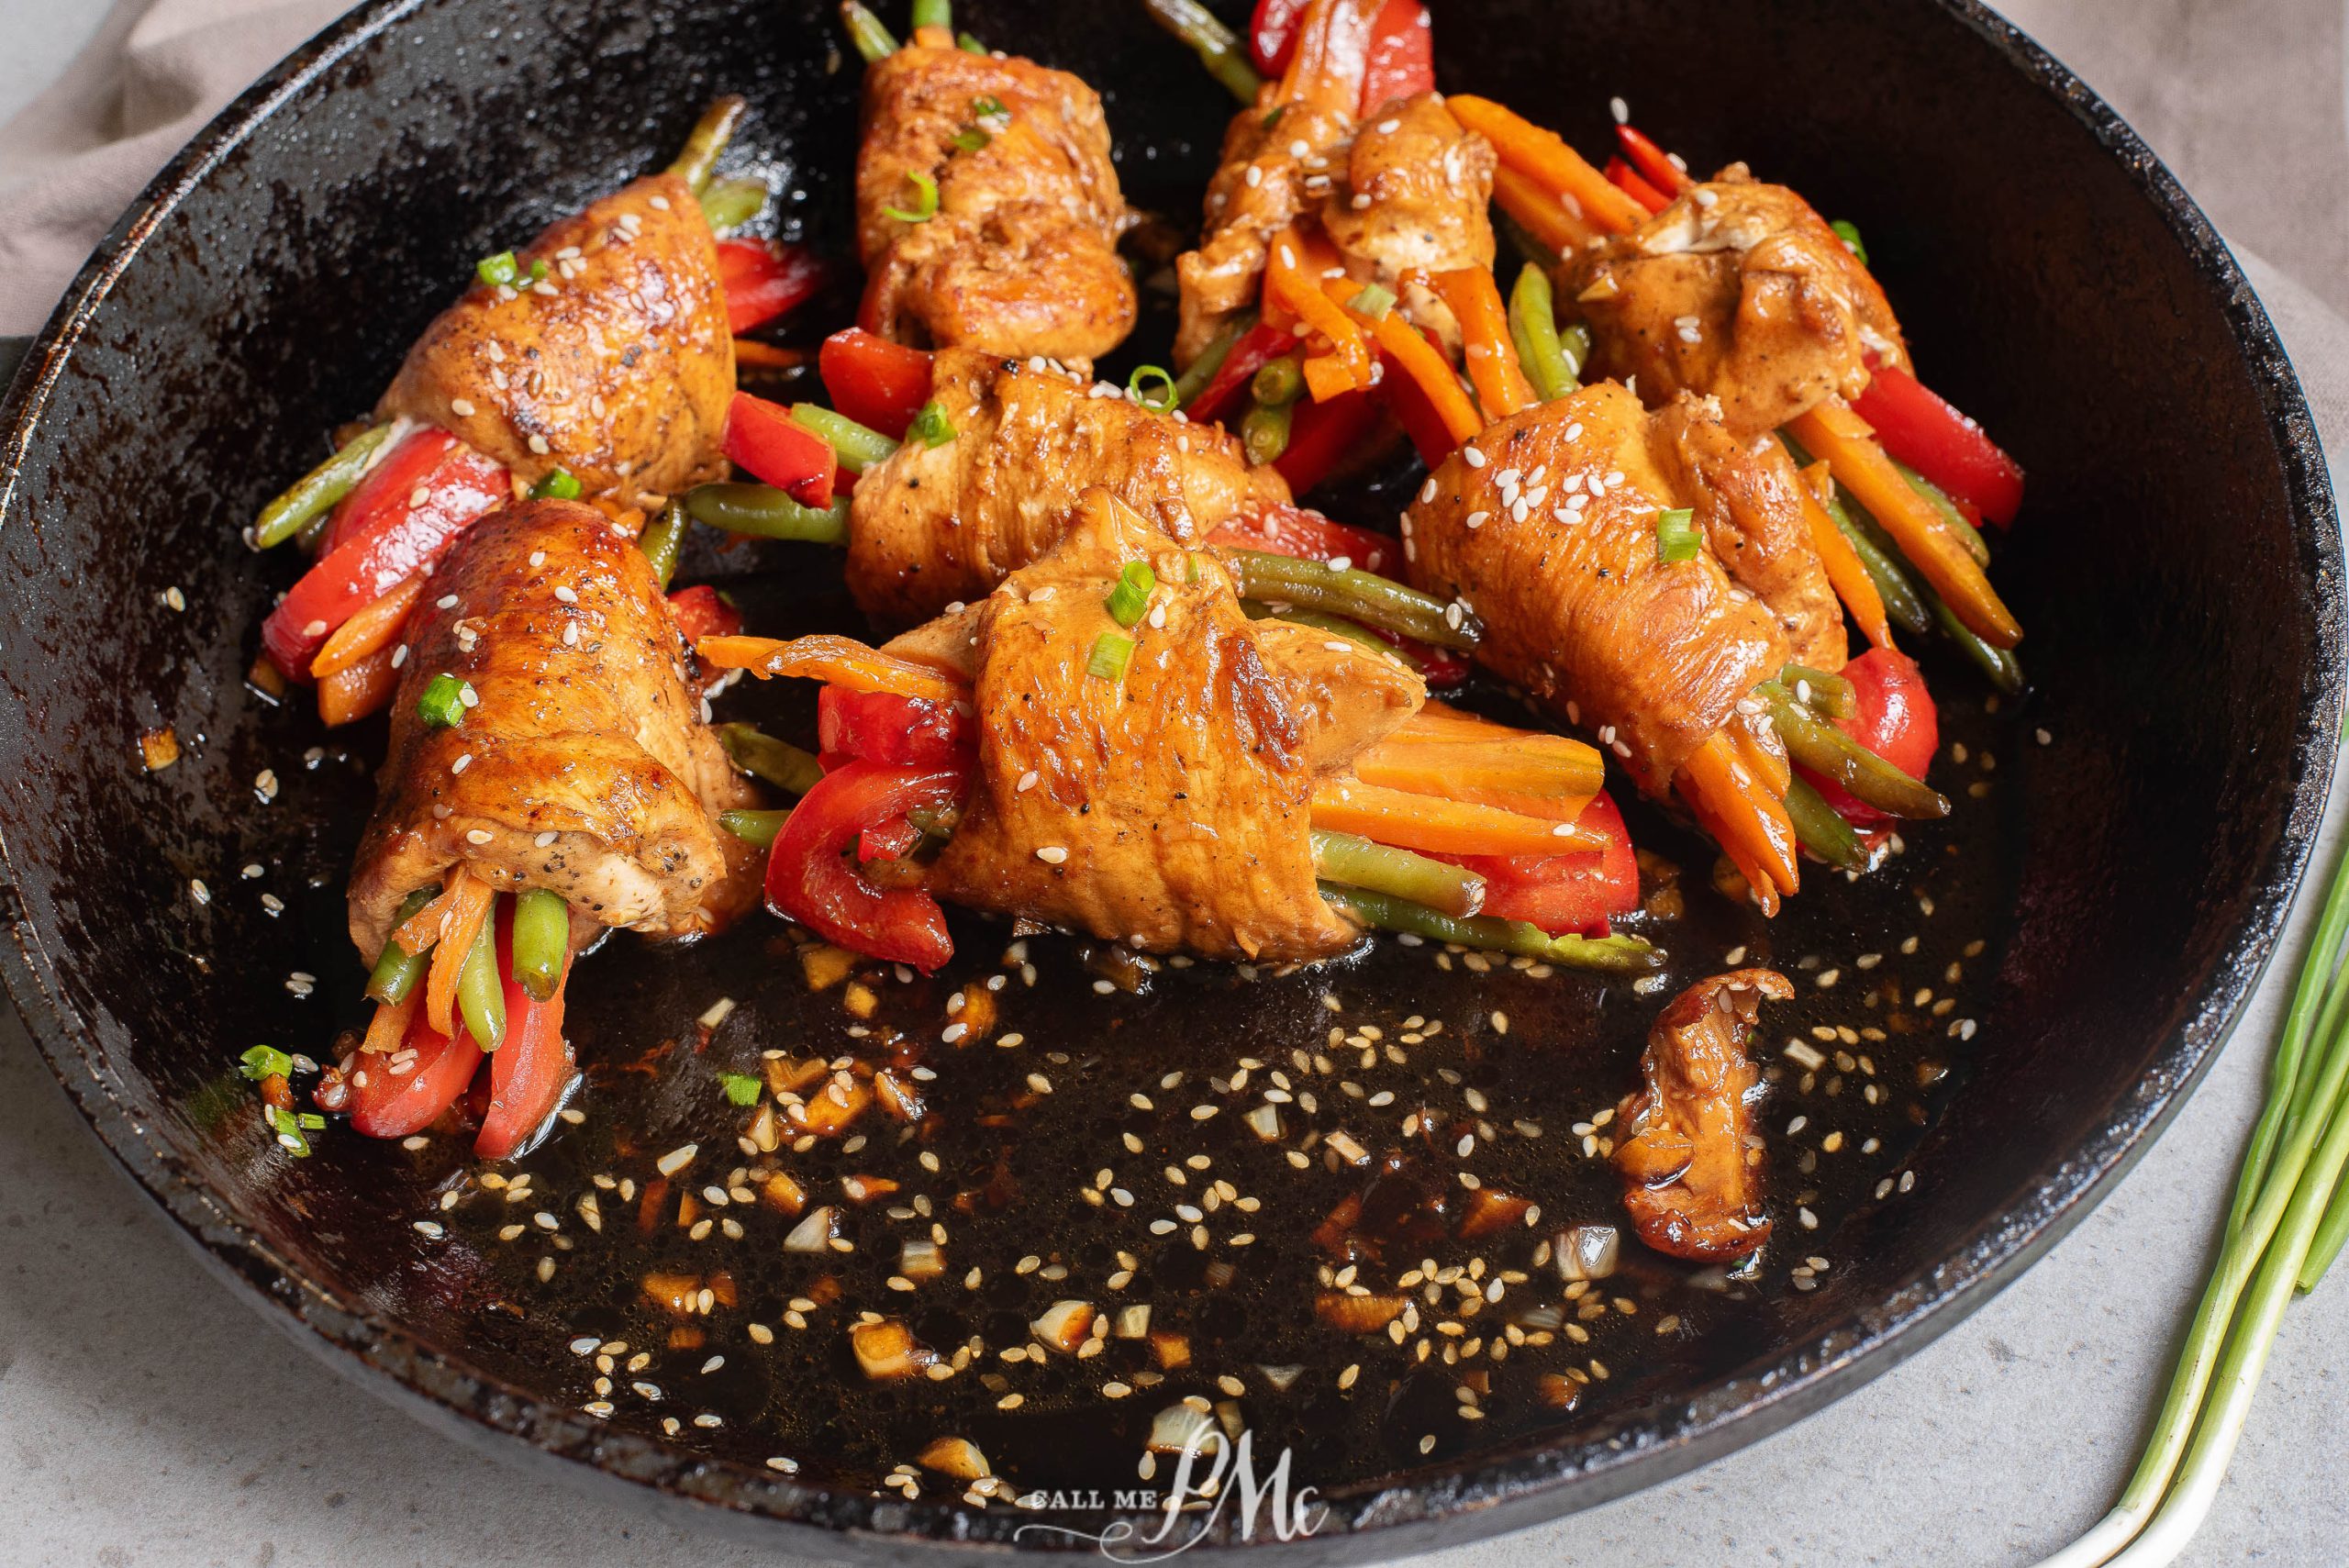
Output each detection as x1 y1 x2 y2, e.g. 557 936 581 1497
697 634 968 701
1327 280 1481 445
1312 778 1605 855
1354 741 1600 825
1447 95 1650 235
1615 125 1692 195
1275 0 1376 116
1731 721 1791 799
361 992 421 1058
312 576 422 679
1679 731 1798 907
1301 351 1358 403
422 871 495 1039
1792 459 1894 650
1788 402 2021 649
1429 268 1537 421
387 863 492 968
1492 164 1598 258
318 644 401 727
1268 227 1373 392
733 339 811 370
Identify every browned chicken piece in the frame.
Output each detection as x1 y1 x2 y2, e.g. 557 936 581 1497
1403 382 1841 799
857 39 1135 363
908 490 1424 962
348 500 760 961
1573 167 1908 439
377 174 733 501
1176 90 1494 365
1613 968 1791 1262
845 348 1292 626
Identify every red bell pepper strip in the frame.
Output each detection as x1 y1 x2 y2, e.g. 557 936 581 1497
818 328 935 440
474 902 576 1161
818 686 971 770
665 584 741 647
1433 790 1640 937
1605 156 1673 216
349 1006 486 1140
1615 125 1692 196
1205 505 1398 577
724 390 837 507
1799 647 1940 828
858 816 927 864
1183 321 1299 426
1357 0 1434 112
1248 0 1308 74
262 430 509 681
766 760 965 971
1852 363 2025 527
1273 388 1386 495
716 239 827 336
1375 343 1460 469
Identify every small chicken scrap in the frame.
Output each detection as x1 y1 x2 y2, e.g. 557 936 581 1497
1614 968 1792 1261
856 35 1135 363
1573 167 1908 439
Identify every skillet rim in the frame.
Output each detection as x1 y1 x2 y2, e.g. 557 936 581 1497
0 0 2340 1554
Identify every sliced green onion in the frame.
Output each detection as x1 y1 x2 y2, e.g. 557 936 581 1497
1319 883 1663 973
417 673 469 729
252 422 394 549
1087 631 1135 684
456 907 507 1051
265 1104 312 1157
791 404 901 473
511 889 570 1003
365 887 440 1006
881 170 939 224
1141 0 1264 103
476 250 519 287
841 0 898 61
720 808 789 848
1312 830 1486 917
698 175 769 233
911 0 952 31
240 1045 295 1082
1345 283 1397 320
958 31 988 53
1508 263 1576 403
1251 355 1305 409
1172 309 1257 409
530 468 583 501
1655 507 1699 563
639 500 689 591
1227 550 1482 651
528 257 550 283
1781 662 1857 720
296 1111 327 1131
718 1071 763 1106
973 95 1007 119
1106 561 1158 627
1830 218 1868 266
667 95 748 194
717 724 825 795
1128 364 1179 413
907 399 957 449
684 484 851 544
1784 776 1867 870
950 127 990 153
1241 399 1292 465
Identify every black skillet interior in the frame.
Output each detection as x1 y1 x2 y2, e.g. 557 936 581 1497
0 0 2339 1558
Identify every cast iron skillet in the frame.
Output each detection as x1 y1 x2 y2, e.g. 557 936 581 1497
0 0 2339 1558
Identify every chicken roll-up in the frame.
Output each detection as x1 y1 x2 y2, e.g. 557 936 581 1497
343 499 761 1160
703 491 1661 973
845 5 1134 364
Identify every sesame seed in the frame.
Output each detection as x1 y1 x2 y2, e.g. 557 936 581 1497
1462 446 1486 468
528 435 551 455
1035 845 1069 864
1017 770 1039 793
451 753 473 774
1609 95 1630 123
553 584 578 604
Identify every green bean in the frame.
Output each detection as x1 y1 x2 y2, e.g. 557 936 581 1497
684 483 851 544
1929 588 2027 695
252 423 393 549
1241 601 1414 666
698 176 768 234
1319 883 1664 973
840 1 898 61
1312 830 1486 917
1172 309 1257 408
365 888 439 1006
911 0 952 31
1761 683 1949 819
1784 776 1868 870
1141 0 1264 103
1832 495 1933 636
668 95 747 194
456 908 507 1051
1228 550 1482 651
1240 399 1292 465
1781 662 1856 720
511 889 570 1003
1894 459 1991 567
1251 355 1305 409
720 808 788 848
789 405 901 473
717 724 825 795
1508 264 1577 402
957 31 988 53
638 500 689 591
